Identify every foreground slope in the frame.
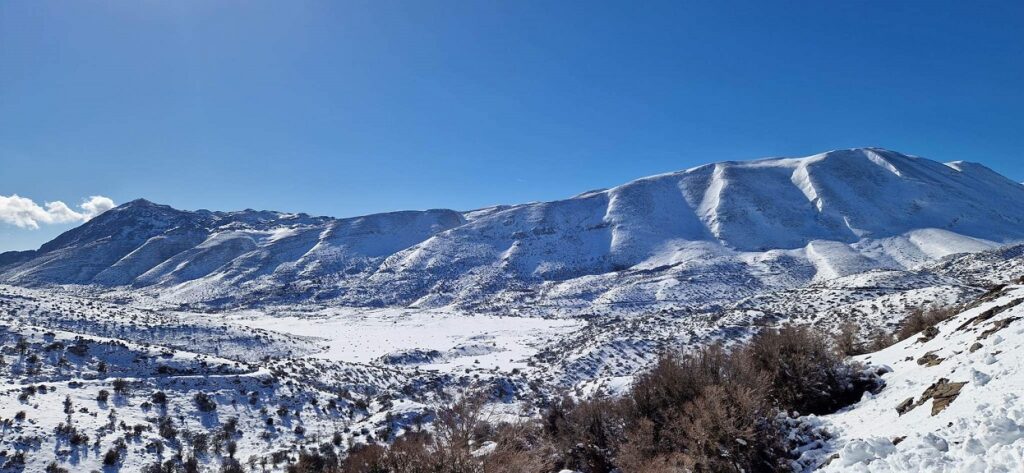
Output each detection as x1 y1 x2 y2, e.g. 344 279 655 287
2 148 1022 310
808 281 1024 471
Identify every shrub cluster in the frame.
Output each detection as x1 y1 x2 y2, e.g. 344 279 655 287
194 392 217 412
543 326 877 473
895 305 957 341
837 303 959 356
283 326 878 473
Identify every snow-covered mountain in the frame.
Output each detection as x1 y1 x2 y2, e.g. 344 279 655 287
3 148 1023 310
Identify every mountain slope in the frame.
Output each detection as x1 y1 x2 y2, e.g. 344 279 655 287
2 148 1023 309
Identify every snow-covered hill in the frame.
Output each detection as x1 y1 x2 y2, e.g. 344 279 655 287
2 148 1022 311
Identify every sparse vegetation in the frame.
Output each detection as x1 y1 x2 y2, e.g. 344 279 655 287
112 377 130 394
310 325 880 473
836 303 959 356
0 233 1007 472
194 391 218 412
152 390 168 405
896 305 958 341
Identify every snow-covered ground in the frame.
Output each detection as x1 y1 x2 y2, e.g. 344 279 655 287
804 283 1024 472
225 307 583 370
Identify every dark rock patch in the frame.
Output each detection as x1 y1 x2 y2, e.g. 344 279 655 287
979 317 1020 341
895 397 915 416
956 298 1023 331
915 378 967 416
916 351 944 367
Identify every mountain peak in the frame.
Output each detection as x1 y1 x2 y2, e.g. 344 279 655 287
118 198 155 207
115 198 169 211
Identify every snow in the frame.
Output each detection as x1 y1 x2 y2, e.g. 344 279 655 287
226 307 583 370
804 284 1024 472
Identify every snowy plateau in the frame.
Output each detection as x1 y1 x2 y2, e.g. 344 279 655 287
1 147 1024 471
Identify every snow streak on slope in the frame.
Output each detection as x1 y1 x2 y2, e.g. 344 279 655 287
1 148 1022 310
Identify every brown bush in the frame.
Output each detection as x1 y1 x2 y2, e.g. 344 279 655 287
338 443 388 473
543 396 627 473
480 422 556 473
835 322 863 356
614 345 781 473
673 384 787 472
338 401 486 473
836 321 896 356
743 325 859 414
896 305 957 341
290 449 342 473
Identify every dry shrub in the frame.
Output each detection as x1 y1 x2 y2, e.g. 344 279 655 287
292 449 343 473
835 322 861 357
861 326 898 353
480 422 557 473
613 326 872 472
743 325 864 415
896 305 957 341
337 399 488 473
615 345 783 473
338 431 480 473
836 320 902 356
337 443 387 473
542 396 627 473
672 384 786 472
433 395 485 453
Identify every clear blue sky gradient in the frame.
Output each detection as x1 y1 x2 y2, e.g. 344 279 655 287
2 1 1022 251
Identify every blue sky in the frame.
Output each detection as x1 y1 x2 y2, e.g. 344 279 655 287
1 1 1022 251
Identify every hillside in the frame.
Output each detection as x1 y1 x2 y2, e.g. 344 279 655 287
806 280 1024 471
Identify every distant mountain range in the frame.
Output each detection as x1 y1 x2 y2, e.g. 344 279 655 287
3 148 1023 309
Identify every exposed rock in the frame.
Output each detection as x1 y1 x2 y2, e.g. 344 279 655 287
918 326 941 343
956 298 1024 331
895 397 916 416
916 351 944 367
979 317 1020 340
915 378 967 416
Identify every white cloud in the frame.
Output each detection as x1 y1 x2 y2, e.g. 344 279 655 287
80 195 116 218
0 194 116 230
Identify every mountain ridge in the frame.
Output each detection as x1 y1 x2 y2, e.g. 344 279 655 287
3 147 1023 309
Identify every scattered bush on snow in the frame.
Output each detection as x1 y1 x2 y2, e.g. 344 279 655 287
288 326 881 473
